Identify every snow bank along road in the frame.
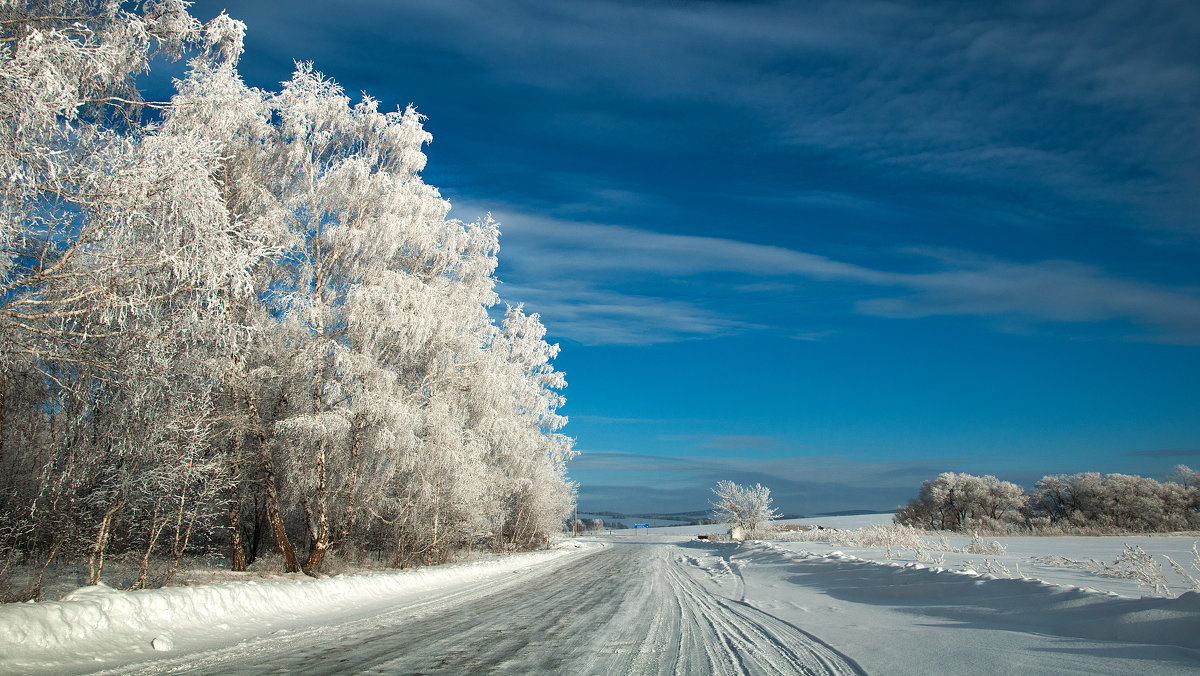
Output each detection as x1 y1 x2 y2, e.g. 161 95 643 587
5 534 1200 674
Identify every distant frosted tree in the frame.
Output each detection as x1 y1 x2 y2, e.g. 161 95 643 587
711 481 779 537
895 473 1023 531
1024 471 1200 532
1168 465 1200 489
898 470 1200 534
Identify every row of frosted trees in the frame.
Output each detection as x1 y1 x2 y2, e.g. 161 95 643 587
0 1 574 597
895 468 1200 533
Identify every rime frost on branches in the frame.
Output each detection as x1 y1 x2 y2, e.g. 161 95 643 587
711 480 779 538
0 1 574 593
896 470 1200 534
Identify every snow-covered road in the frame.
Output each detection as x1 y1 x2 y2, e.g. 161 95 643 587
116 539 862 675
7 531 1200 674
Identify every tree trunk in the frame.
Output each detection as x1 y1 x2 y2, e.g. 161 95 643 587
31 538 63 601
260 442 300 573
249 493 265 564
227 499 247 571
302 441 329 574
245 393 300 573
509 494 530 549
226 393 249 571
133 496 169 589
165 496 204 585
89 494 125 585
333 415 361 553
0 372 6 469
390 508 412 568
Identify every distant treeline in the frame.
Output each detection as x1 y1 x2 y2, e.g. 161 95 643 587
895 466 1200 533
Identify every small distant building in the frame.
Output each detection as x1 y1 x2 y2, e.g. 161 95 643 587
729 526 746 542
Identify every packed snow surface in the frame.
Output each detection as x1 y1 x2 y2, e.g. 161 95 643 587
3 516 1200 674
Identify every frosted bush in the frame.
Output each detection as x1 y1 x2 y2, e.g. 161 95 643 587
962 559 1012 576
912 545 945 566
775 523 954 553
1163 542 1200 593
1101 544 1171 596
818 524 926 548
966 534 1007 555
1038 544 1172 596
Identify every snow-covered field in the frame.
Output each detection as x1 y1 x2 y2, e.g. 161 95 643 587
4 515 1200 674
652 513 1200 598
667 515 1200 673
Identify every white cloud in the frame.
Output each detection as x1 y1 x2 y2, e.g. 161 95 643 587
858 259 1200 343
472 206 1200 345
498 281 745 346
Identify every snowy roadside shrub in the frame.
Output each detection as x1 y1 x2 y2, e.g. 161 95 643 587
775 524 954 554
1102 545 1172 596
912 545 945 566
962 559 1015 577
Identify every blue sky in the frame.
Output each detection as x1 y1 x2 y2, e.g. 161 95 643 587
190 0 1200 515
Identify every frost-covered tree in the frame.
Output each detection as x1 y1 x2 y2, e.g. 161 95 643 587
711 480 778 537
1024 471 1200 532
0 2 246 371
476 306 575 550
0 1 576 592
1168 465 1200 489
895 473 1023 531
898 470 1200 534
0 1 267 589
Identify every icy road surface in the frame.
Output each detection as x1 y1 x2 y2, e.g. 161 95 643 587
121 539 863 675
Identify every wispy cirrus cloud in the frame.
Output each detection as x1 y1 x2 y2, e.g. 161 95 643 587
853 248 1200 343
478 208 1200 346
496 280 747 346
213 0 1200 237
209 0 1200 348
703 435 778 452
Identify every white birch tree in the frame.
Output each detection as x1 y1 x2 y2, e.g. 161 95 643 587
0 1 578 589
